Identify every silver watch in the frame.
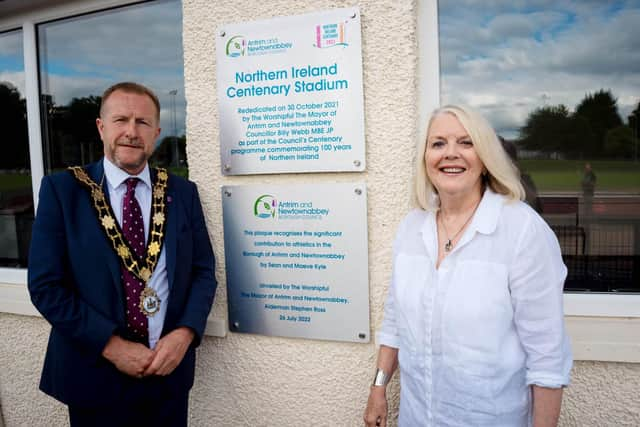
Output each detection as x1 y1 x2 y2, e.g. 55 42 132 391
372 368 390 386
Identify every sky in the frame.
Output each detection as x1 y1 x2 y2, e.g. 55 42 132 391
438 0 640 138
1 0 638 142
0 29 25 95
0 0 185 141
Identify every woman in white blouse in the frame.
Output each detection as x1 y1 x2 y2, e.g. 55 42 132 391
363 105 572 427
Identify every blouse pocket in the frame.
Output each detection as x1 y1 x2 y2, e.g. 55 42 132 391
442 260 511 378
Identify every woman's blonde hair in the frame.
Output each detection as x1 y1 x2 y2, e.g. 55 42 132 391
413 104 525 210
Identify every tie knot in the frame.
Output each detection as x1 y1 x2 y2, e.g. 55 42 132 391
125 177 139 193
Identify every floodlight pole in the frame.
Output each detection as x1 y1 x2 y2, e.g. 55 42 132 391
169 89 178 166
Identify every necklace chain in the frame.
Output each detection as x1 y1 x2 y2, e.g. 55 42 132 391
439 201 481 252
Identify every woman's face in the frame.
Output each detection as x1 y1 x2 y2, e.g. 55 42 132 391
425 113 485 201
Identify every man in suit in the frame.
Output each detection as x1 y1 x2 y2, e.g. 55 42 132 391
28 82 216 426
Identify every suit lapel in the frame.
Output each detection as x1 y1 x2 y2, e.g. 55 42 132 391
164 174 178 292
86 161 126 308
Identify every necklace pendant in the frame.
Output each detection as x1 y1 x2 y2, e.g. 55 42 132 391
445 240 453 252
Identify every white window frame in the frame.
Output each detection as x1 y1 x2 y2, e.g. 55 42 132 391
0 0 227 338
0 0 145 310
418 0 639 363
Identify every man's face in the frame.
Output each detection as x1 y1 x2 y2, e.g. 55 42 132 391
97 90 160 175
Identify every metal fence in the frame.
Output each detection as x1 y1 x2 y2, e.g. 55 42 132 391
539 196 640 293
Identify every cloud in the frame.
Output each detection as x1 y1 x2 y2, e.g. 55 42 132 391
439 0 640 136
0 71 25 95
486 11 568 40
31 0 186 140
38 1 183 75
0 29 22 57
43 72 185 140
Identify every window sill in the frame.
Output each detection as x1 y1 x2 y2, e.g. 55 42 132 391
565 316 640 363
562 293 640 362
564 293 640 317
0 271 38 316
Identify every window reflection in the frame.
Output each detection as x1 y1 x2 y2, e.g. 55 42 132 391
439 1 640 292
0 29 33 268
37 0 187 176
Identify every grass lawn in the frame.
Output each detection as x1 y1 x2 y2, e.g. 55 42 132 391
0 174 32 192
1 167 188 194
520 160 640 192
2 161 638 194
167 166 188 179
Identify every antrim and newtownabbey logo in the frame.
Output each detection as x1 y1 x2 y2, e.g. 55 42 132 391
226 35 246 57
254 195 330 220
254 195 278 218
226 35 292 58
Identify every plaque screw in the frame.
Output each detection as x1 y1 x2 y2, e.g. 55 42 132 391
358 333 366 339
353 160 361 167
224 164 231 172
233 321 239 329
355 188 362 196
220 30 226 37
224 189 232 197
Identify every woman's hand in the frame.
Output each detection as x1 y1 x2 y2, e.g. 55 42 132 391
364 386 388 427
364 346 398 426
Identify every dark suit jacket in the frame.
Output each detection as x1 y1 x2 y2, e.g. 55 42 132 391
28 160 216 407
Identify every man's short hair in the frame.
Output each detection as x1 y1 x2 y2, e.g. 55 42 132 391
100 82 161 121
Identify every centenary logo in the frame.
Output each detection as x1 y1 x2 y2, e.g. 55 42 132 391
254 195 277 219
314 22 348 49
226 35 246 57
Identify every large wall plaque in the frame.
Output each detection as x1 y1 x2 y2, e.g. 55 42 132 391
222 183 370 342
217 7 365 175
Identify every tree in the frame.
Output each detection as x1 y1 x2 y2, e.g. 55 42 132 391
67 96 103 164
629 101 639 135
67 96 101 143
519 105 595 157
574 89 623 155
0 82 29 169
568 114 598 157
520 105 570 153
46 95 102 167
627 101 639 161
150 135 187 175
604 125 634 158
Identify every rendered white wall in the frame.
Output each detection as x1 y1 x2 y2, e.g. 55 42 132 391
2 311 640 426
183 0 417 424
1 0 639 426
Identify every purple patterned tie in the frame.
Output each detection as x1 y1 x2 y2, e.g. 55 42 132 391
121 178 148 341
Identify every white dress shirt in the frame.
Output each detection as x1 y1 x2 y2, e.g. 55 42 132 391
378 189 572 427
103 158 169 349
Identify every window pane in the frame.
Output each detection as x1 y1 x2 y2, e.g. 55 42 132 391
439 1 640 292
38 0 187 177
0 29 33 268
